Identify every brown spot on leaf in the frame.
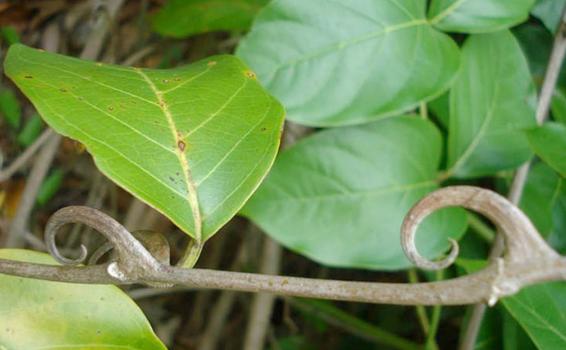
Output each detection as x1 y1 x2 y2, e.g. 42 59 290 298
208 61 217 67
162 79 169 83
24 75 33 79
260 127 267 132
59 88 67 93
245 70 256 79
108 106 114 111
177 140 186 152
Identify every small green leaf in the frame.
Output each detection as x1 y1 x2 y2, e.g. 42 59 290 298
242 116 467 270
526 122 566 177
532 0 566 32
447 30 536 178
503 282 566 349
17 113 44 147
152 0 267 38
237 0 460 126
0 249 166 349
36 168 64 206
5 44 285 242
0 88 21 129
428 0 536 33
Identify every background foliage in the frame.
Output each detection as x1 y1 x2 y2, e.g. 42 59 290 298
0 0 564 349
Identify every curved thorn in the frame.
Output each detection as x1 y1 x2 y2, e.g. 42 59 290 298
401 186 556 270
44 226 87 265
45 206 162 280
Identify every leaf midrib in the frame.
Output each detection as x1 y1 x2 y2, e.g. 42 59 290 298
506 294 566 343
259 17 428 81
136 69 203 241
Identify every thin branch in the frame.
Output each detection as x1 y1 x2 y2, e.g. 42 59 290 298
407 269 430 334
459 6 566 349
199 241 247 350
0 129 54 183
6 134 61 248
243 235 282 350
0 186 563 307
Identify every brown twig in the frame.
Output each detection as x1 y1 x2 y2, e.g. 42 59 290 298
0 129 55 183
243 235 282 350
199 243 247 350
6 134 61 248
0 186 563 306
458 6 566 350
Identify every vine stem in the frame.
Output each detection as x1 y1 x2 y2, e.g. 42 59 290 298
0 186 564 308
459 6 566 350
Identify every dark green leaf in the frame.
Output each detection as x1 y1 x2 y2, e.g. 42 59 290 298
5 44 285 243
428 92 450 128
0 249 166 349
459 259 562 350
0 88 21 129
0 26 20 45
520 163 562 236
17 113 44 147
514 23 556 85
473 306 503 350
242 116 467 270
152 0 267 38
503 282 566 349
428 0 535 33
551 88 566 124
526 122 566 177
532 0 566 32
237 0 460 126
447 30 536 178
548 184 566 254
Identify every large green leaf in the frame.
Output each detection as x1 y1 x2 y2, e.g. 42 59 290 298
152 0 267 38
0 249 166 349
236 0 460 126
428 0 535 33
503 282 566 349
526 122 566 177
446 31 536 178
5 44 285 242
532 0 566 32
242 116 467 270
